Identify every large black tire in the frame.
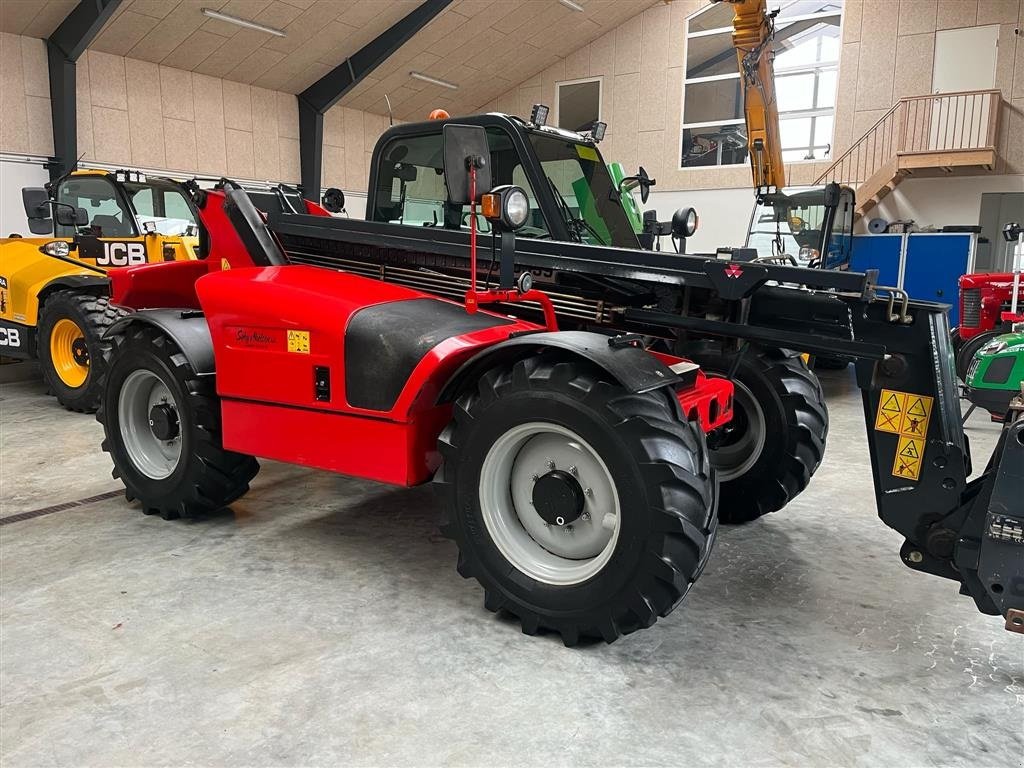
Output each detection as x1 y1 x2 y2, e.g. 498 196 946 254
435 355 717 646
37 290 126 412
682 343 828 524
97 325 259 520
956 329 999 382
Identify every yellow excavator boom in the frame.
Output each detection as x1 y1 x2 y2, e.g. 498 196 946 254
715 0 786 194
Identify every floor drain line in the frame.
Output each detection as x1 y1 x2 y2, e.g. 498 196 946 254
0 490 124 525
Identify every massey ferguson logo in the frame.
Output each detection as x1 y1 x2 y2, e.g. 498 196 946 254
724 263 744 279
96 242 146 267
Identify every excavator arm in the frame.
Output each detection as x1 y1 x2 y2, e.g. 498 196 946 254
715 0 786 195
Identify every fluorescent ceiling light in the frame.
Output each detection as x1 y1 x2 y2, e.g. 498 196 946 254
559 0 585 11
201 8 286 37
409 71 459 90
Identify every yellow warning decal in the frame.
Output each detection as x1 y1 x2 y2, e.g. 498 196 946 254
874 388 934 481
874 390 907 434
576 145 599 162
287 330 310 354
892 435 925 480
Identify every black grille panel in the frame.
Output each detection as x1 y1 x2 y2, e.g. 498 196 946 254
961 288 981 328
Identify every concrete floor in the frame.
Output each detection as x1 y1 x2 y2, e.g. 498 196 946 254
1 366 1021 767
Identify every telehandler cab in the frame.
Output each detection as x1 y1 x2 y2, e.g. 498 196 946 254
0 169 199 411
98 125 734 646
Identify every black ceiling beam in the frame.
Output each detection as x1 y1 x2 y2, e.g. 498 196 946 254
297 0 453 202
46 0 123 179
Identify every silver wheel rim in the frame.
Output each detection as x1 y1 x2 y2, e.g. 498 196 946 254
478 422 620 586
118 369 182 480
708 377 766 482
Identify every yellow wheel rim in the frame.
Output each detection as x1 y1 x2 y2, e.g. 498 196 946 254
50 318 89 388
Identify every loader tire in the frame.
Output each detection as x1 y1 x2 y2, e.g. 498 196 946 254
37 290 125 412
97 325 259 520
682 343 828 524
435 354 717 646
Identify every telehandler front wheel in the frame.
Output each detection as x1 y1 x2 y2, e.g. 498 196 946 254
37 290 125 412
435 355 717 646
97 325 259 520
682 343 828 524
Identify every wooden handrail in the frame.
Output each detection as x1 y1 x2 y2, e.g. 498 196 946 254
814 89 1003 186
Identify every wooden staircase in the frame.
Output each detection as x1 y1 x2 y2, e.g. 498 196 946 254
814 90 1002 221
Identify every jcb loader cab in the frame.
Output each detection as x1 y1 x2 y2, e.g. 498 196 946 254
0 169 199 411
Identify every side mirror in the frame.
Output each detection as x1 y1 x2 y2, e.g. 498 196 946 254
442 123 492 204
22 187 53 235
322 187 345 213
617 166 655 204
55 206 87 227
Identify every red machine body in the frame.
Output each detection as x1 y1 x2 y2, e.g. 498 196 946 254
108 186 732 489
958 272 1024 340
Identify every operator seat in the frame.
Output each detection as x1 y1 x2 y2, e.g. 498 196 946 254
222 186 288 267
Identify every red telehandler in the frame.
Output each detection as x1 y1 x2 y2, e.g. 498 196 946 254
97 125 733 645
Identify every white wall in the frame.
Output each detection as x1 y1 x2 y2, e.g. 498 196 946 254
864 176 1024 232
646 187 759 253
0 157 48 236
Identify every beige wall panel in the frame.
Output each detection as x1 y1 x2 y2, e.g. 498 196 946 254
225 127 255 178
193 73 226 175
252 87 281 180
614 13 643 76
833 42 861 155
641 3 671 73
977 0 1020 24
341 107 364 156
343 139 366 192
159 65 195 121
363 112 388 155
125 58 166 167
1002 98 1024 173
611 72 640 169
496 88 518 116
841 0 863 43
321 144 345 190
20 36 48 98
163 117 198 172
936 0 978 29
669 1 702 70
25 95 53 157
276 92 299 140
855 1 898 111
0 32 28 153
130 0 176 20
563 46 590 82
893 33 935 100
995 23 1018 94
637 129 665 180
897 0 937 35
88 51 128 111
852 108 889 142
639 67 668 133
279 136 300 184
589 29 615 80
518 85 542 121
1014 19 1024 100
661 67 684 175
222 79 253 131
91 106 130 163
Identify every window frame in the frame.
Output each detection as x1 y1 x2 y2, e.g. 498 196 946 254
679 4 843 171
554 76 604 133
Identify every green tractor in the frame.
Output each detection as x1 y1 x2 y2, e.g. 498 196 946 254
964 328 1024 420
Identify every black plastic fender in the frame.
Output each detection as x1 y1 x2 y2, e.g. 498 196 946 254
438 330 682 404
38 274 109 304
106 309 215 375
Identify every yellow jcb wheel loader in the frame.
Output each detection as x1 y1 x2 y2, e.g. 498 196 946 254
0 169 199 411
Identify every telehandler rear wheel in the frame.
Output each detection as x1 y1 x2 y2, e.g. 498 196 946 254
682 343 828 524
97 325 259 520
435 354 716 645
37 290 125 412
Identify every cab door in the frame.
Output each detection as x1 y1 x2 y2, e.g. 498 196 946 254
54 175 148 267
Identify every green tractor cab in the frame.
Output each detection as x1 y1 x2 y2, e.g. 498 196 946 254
964 328 1024 419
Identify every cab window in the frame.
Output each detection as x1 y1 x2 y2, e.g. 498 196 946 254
124 182 197 236
55 176 134 237
371 128 549 239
